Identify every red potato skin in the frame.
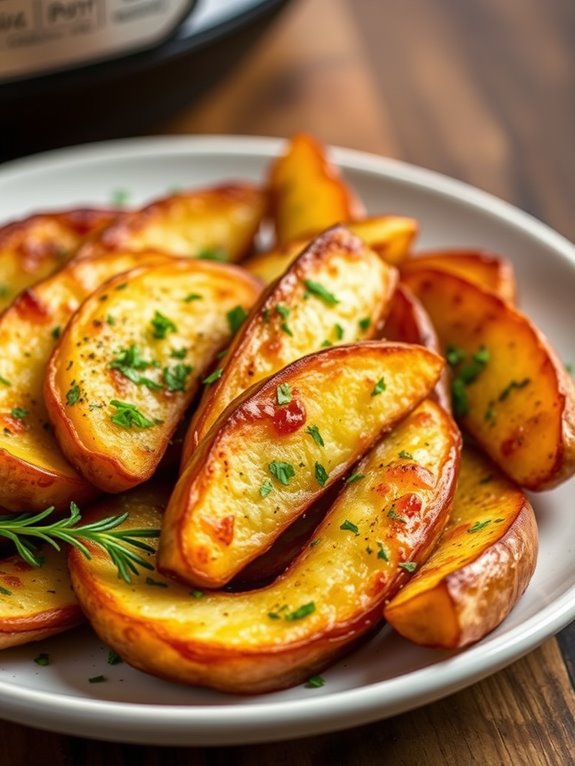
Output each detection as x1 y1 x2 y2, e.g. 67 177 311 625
383 284 451 412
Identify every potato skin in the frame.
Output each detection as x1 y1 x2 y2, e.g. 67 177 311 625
403 267 575 490
384 448 538 648
269 133 364 244
244 216 418 284
182 225 398 461
401 250 517 303
0 208 118 310
0 547 83 649
69 400 460 693
44 260 262 493
76 184 267 262
160 342 444 589
383 284 451 412
0 249 171 511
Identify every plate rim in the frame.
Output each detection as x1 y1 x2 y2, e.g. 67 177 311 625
0 134 574 745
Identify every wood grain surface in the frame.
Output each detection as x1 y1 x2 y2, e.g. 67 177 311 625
2 0 575 762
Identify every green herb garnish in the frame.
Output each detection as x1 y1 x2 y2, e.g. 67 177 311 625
306 675 325 688
371 377 386 396
399 561 417 573
109 345 161 390
398 450 414 460
259 479 273 498
34 653 50 666
284 602 316 621
109 400 155 429
340 519 359 534
227 305 248 335
276 383 292 405
306 425 324 447
197 248 228 262
163 364 193 392
498 378 531 401
334 323 344 340
150 311 177 339
11 407 28 420
184 293 203 302
304 280 339 306
358 317 372 332
468 519 492 533
314 462 329 487
88 675 107 684
269 461 296 486
107 650 123 665
345 472 365 485
203 368 223 385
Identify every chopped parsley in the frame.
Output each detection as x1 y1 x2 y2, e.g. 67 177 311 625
304 280 339 306
334 323 344 340
451 378 469 417
276 383 292 405
320 339 333 348
51 326 61 340
170 347 187 359
109 345 161 390
259 479 273 497
109 400 155 429
197 248 228 262
306 675 325 688
446 345 466 366
0 585 12 595
398 450 414 460
340 519 359 534
377 542 389 561
184 293 203 302
10 407 28 420
498 378 531 401
358 317 372 332
190 590 205 599
284 602 316 621
145 576 168 588
34 653 50 666
387 507 407 523
107 650 123 665
66 384 81 405
203 368 223 385
306 424 324 447
163 364 193 392
88 675 107 684
468 519 492 533
371 377 386 396
269 461 295 486
106 314 116 326
0 376 10 387
314 462 329 486
150 311 177 339
345 472 365 485
276 304 293 336
399 561 417 573
227 305 248 335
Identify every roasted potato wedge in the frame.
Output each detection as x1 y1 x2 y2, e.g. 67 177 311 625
0 547 83 649
69 399 460 693
269 133 364 244
244 216 418 284
402 250 517 303
159 341 445 588
45 260 261 493
76 184 267 263
182 226 398 460
383 284 451 411
384 447 537 648
0 208 117 310
403 267 575 490
0 249 172 512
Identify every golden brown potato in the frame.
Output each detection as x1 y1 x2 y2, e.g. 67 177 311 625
244 216 418 284
403 267 575 490
182 225 398 462
159 341 445 588
382 283 451 411
69 399 460 693
402 250 517 303
384 447 537 648
0 209 118 311
0 249 171 512
44 260 261 493
76 184 267 263
0 546 83 649
269 133 364 244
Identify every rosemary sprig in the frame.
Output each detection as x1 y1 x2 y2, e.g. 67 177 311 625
0 502 160 584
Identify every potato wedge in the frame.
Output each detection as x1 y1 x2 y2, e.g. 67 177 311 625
269 133 364 244
69 399 460 693
0 249 172 512
0 208 117 310
44 260 261 493
402 267 575 490
0 546 83 649
159 341 444 588
402 250 517 303
182 226 398 461
76 184 267 263
384 447 537 648
244 216 418 284
383 284 451 411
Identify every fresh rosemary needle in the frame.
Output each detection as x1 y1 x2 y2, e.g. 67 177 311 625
0 502 160 584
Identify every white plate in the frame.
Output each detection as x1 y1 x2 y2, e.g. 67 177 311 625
0 136 574 746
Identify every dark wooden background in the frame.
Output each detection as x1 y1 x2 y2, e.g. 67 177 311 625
2 0 575 762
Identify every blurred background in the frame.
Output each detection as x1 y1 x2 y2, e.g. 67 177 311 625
1 0 574 244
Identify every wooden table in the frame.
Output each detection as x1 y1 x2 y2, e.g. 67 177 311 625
3 0 575 761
